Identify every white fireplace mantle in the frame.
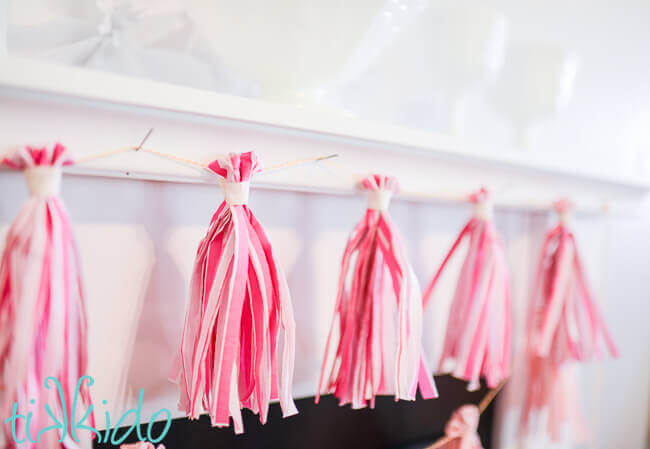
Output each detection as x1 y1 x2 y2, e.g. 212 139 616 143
1 56 648 215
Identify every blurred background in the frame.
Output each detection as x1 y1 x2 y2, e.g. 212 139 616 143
5 0 650 178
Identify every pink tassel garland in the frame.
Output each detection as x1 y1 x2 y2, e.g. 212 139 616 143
171 151 297 434
519 200 618 441
317 174 437 409
0 144 95 448
423 188 511 391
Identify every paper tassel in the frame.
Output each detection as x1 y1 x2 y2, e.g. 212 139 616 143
436 405 483 449
0 144 94 448
423 188 511 391
172 151 297 434
519 200 618 441
317 174 437 409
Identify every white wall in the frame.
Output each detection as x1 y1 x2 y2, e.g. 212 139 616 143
341 0 650 181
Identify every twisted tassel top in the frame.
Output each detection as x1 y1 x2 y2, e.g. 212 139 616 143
317 173 437 409
208 151 262 206
531 199 618 362
469 187 493 221
2 143 73 197
361 173 399 211
173 150 297 434
208 151 261 182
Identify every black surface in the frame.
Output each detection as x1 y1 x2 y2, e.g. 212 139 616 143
95 376 496 449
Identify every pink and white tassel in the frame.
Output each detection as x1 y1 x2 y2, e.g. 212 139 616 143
423 188 511 391
317 174 437 409
172 151 297 434
0 144 94 448
519 200 618 441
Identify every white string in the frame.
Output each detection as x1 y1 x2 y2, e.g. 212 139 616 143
76 144 339 182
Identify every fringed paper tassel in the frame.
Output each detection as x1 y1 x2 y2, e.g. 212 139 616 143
519 199 618 441
317 175 437 409
0 144 94 448
423 188 511 391
172 151 297 434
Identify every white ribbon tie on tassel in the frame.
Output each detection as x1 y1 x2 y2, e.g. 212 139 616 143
367 188 393 211
221 181 250 206
24 166 62 197
473 196 494 220
558 207 573 226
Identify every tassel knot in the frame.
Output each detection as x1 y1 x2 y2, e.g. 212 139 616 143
221 180 250 206
0 143 94 447
361 174 399 211
24 166 62 197
366 188 393 211
469 188 493 220
553 198 573 226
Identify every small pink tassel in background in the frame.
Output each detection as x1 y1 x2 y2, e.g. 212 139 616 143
0 144 95 448
435 405 483 449
171 151 297 434
317 174 437 409
520 199 618 441
423 188 511 391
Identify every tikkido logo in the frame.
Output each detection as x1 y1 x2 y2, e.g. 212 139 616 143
4 375 172 445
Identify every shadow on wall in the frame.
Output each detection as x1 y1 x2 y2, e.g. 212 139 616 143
123 182 191 408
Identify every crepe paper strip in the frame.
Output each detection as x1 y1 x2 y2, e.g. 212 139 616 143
0 144 95 448
519 355 588 442
519 199 618 441
423 188 511 391
171 151 297 434
317 174 437 409
427 380 505 449
120 443 165 449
